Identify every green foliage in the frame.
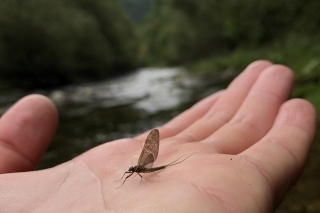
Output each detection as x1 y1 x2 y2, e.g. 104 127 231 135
0 0 138 89
118 0 155 24
138 0 320 66
138 2 198 65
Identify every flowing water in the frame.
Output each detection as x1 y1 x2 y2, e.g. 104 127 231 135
38 68 221 168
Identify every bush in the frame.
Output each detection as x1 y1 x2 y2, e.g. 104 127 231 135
0 0 138 89
138 0 320 66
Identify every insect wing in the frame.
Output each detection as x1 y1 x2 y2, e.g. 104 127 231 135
137 129 160 168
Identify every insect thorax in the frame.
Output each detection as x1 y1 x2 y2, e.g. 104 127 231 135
128 166 141 172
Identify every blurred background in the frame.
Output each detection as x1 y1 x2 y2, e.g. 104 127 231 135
0 0 319 212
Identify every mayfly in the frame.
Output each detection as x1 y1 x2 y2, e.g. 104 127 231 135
116 129 200 188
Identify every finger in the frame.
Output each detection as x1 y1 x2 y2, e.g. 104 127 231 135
241 99 316 204
135 90 224 141
0 94 58 173
175 60 273 142
206 64 294 154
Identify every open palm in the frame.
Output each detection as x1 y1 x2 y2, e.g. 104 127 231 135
0 60 316 213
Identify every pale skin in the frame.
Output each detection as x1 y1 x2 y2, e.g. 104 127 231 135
0 60 316 213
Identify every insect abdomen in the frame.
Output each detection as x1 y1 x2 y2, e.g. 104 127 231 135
143 166 166 173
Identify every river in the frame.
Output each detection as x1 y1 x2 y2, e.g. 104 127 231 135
37 68 220 168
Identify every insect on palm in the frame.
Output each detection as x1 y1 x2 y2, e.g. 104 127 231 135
116 129 201 188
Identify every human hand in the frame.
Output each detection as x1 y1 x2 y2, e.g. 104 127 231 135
0 60 316 213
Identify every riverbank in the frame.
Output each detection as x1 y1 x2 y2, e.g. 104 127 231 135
189 35 320 115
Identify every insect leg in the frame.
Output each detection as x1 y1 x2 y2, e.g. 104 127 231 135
137 173 143 183
116 172 134 189
115 171 132 182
